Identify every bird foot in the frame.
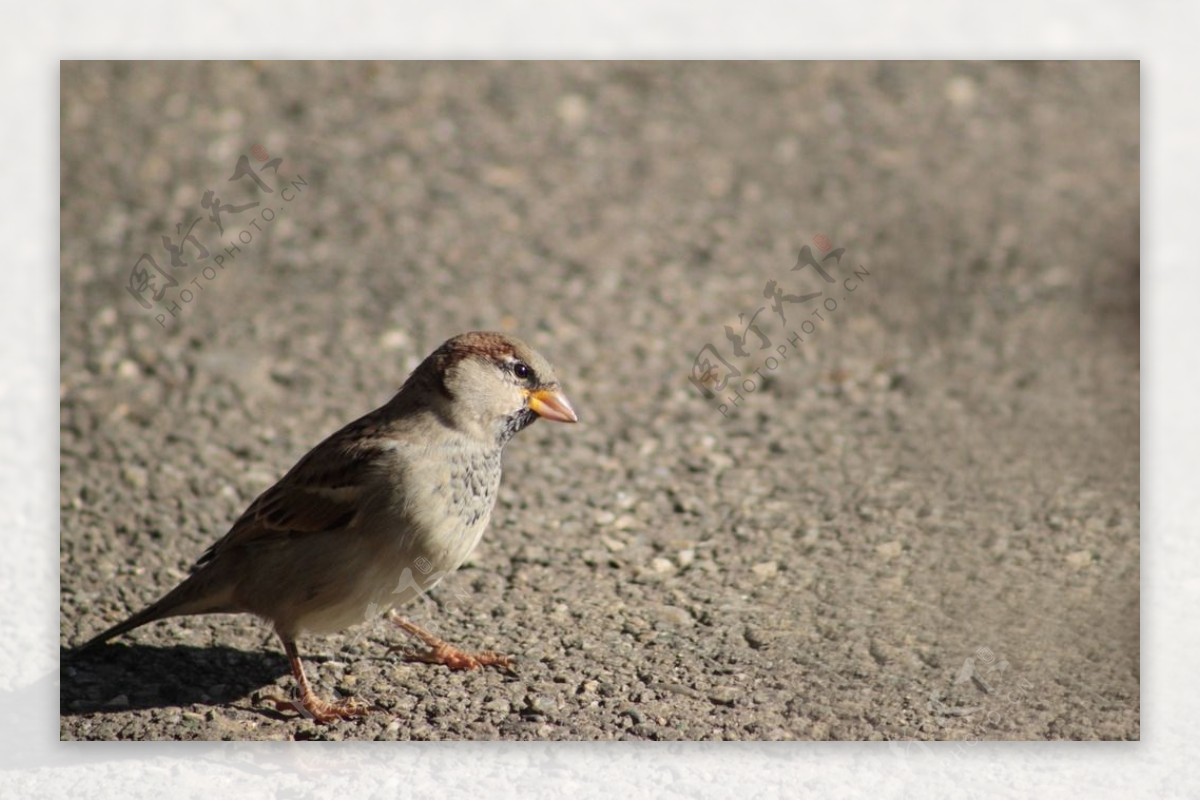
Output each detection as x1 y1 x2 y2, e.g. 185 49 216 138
387 614 515 672
387 640 515 671
265 692 372 723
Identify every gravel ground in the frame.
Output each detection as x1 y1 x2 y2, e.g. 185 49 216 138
59 61 1139 741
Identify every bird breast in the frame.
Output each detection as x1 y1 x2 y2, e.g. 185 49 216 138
289 445 503 636
392 443 504 581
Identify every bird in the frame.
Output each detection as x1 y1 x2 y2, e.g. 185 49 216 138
73 331 578 723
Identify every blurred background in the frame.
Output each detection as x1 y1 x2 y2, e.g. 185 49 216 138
60 61 1138 740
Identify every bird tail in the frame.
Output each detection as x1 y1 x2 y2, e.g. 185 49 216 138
72 570 235 655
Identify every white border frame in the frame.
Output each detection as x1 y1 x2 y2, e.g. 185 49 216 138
6 1 1193 797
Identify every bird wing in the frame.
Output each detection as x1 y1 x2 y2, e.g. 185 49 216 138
192 412 397 570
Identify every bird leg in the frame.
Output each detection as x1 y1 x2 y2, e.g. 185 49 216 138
267 636 371 723
387 612 514 671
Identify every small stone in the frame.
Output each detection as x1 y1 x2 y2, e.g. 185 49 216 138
594 510 616 526
707 453 734 471
656 605 693 627
677 549 696 568
556 94 589 128
601 535 626 552
121 465 148 490
523 695 556 716
1066 550 1093 569
482 165 523 188
744 626 770 650
651 557 675 574
613 514 638 531
876 540 903 560
751 561 778 577
708 687 739 706
485 698 511 713
386 719 401 733
379 329 409 350
945 76 977 107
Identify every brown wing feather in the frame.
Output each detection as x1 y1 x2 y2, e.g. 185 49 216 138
192 410 395 570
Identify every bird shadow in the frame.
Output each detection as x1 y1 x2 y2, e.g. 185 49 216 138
60 642 293 716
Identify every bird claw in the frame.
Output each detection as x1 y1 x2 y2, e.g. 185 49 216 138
264 692 372 723
387 641 515 672
386 615 516 673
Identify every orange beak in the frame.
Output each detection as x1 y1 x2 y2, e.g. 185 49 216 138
526 387 578 423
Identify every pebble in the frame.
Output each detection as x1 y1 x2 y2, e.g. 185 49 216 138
1066 550 1093 569
876 541 903 559
379 329 410 350
945 75 977 107
523 695 557 716
485 698 512 714
656 605 693 627
751 561 778 577
744 626 770 650
121 465 149 490
708 687 739 706
556 94 589 128
613 514 638 531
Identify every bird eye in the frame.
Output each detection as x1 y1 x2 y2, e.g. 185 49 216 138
512 361 533 381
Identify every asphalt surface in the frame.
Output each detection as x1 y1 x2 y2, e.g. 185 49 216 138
59 61 1139 741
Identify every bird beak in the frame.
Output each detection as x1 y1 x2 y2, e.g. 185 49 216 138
526 387 578 423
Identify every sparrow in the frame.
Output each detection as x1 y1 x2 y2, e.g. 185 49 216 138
74 331 578 723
